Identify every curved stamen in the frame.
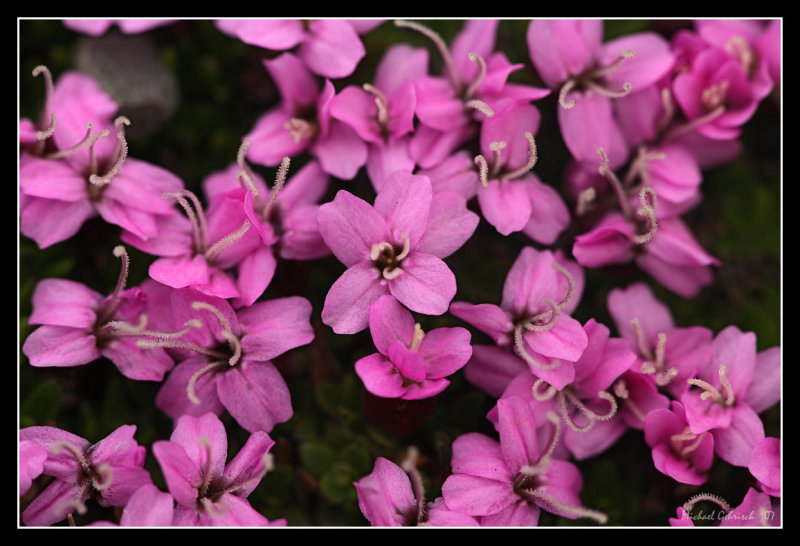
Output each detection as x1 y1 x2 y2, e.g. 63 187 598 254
663 105 726 142
520 411 562 476
284 118 316 143
50 440 89 467
575 187 596 216
197 435 215 498
474 154 490 188
95 246 130 326
590 49 635 79
89 124 129 187
526 489 608 524
550 262 575 310
54 490 89 520
633 186 658 245
43 123 108 160
137 338 229 359
370 241 394 261
204 219 252 262
221 330 242 366
718 364 735 406
262 156 291 221
395 19 462 94
463 52 488 101
560 389 618 433
686 376 726 405
32 65 54 133
191 301 234 335
597 147 633 219
106 318 203 340
163 190 207 253
514 326 562 370
523 299 560 332
409 323 425 352
91 462 114 491
383 266 404 280
187 361 227 405
682 492 730 515
500 132 538 181
363 83 390 128
613 379 647 422
657 87 675 132
236 140 259 196
36 114 57 142
631 318 653 361
464 98 494 117
401 446 426 525
558 78 578 109
532 378 557 401
395 233 411 261
584 78 633 100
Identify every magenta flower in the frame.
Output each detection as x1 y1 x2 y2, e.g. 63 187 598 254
20 424 152 526
354 294 472 400
354 454 479 526
607 282 713 397
19 69 184 248
644 400 715 485
450 246 586 391
152 413 280 526
680 325 780 467
441 397 607 526
22 246 174 381
215 19 376 79
152 288 313 433
318 169 478 334
748 436 780 497
89 484 175 527
243 52 367 179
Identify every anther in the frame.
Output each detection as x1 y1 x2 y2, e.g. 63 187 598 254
395 233 411 261
474 154 490 188
236 140 259 196
89 120 130 187
576 187 596 216
514 326 562 371
284 118 316 143
633 186 658 245
36 114 56 142
520 411 562 476
597 147 633 219
262 156 291 221
363 83 390 127
488 140 507 177
532 378 557 401
464 98 494 118
163 190 209 253
95 245 130 326
204 219 252 262
409 323 425 352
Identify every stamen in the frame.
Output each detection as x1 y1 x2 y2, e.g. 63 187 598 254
91 462 113 491
463 52 488 100
204 219 252 262
187 361 226 404
500 132 538 181
718 364 735 406
107 318 203 341
401 446 426 525
95 246 130 325
409 323 425 352
67 513 76 526
575 187 596 216
597 147 633 219
558 78 578 109
464 98 494 117
520 411 562 475
50 440 88 466
488 141 507 178
514 326 562 370
632 186 658 245
701 80 729 111
532 378 557 401
559 389 617 433
657 87 675 132
363 83 390 127
236 140 259 196
383 267 404 280
191 301 234 335
613 379 648 422
54 494 89 521
284 118 316 143
631 318 654 361
682 492 730 515
522 299 560 332
584 79 632 100
725 36 754 75
395 233 411 261
89 131 128 187
527 489 608 524
221 330 242 366
686 377 726 405
197 435 216 499
591 49 636 79
370 241 394 261
550 262 575 310
662 105 726 142
32 65 54 133
262 156 291 222
43 123 108 160
678 431 707 458
474 154 490 188
163 190 208 253
395 19 462 95
136 338 228 359
36 114 56 142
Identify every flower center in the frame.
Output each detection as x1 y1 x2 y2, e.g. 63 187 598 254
686 363 736 408
559 49 635 109
630 318 678 387
701 80 730 112
370 233 410 280
669 426 708 459
474 132 538 187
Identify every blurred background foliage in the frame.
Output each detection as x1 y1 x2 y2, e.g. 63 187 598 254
19 19 780 527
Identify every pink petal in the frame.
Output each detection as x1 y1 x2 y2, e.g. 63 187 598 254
354 353 406 398
312 120 368 180
217 360 294 433
599 32 674 91
155 358 225 422
463 345 526 397
745 346 781 414
169 413 228 480
21 477 83 526
152 440 202 507
19 195 96 249
418 326 472 379
365 139 416 192
299 19 366 79
450 432 508 481
451 19 499 84
216 19 304 51
231 245 276 308
449 302 513 346
440 474 516 517
417 191 479 258
317 189 389 267
245 109 311 167
321 262 388 334
527 19 602 88
368 294 416 356
329 85 383 143
119 484 175 527
519 174 571 245
477 179 532 236
102 337 174 381
572 213 635 268
387 340 427 383
353 457 416 526
238 296 314 361
149 254 211 290
524 314 588 363
278 203 330 260
375 44 429 97
23 325 99 367
276 159 329 209
19 157 88 202
607 281 674 348
389 252 456 316
748 437 780 496
712 403 765 467
558 90 629 169
373 169 432 247
496 397 540 472
222 431 274 498
28 279 101 328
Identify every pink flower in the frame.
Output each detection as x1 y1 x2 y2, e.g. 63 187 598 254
215 19 374 79
644 400 715 485
607 282 713 397
243 53 367 179
22 246 174 381
19 439 47 497
450 247 586 391
354 295 472 400
152 413 278 526
89 484 176 527
680 326 780 467
19 69 184 248
318 169 478 334
441 397 607 526
354 455 479 527
152 288 313 434
20 424 152 526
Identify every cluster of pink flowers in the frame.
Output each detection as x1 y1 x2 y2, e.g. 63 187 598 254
19 18 780 527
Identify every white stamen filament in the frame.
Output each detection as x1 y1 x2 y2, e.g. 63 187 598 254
32 65 54 134
613 379 648 422
187 361 226 404
514 326 562 370
284 118 316 143
395 233 411 261
204 219 252 262
520 412 562 476
528 489 608 524
597 147 633 219
43 123 108 160
488 140 507 178
632 186 658 245
683 492 730 515
576 187 596 216
363 83 390 127
532 378 557 401
464 98 494 117
463 52 488 100
474 154 490 188
91 462 114 491
409 323 425 352
36 114 56 141
163 190 208 253
558 78 578 109
401 446 426 525
236 140 259 196
262 156 291 221
500 132 538 181
95 246 130 325
395 19 462 94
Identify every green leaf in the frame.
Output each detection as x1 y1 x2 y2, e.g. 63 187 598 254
299 441 336 478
